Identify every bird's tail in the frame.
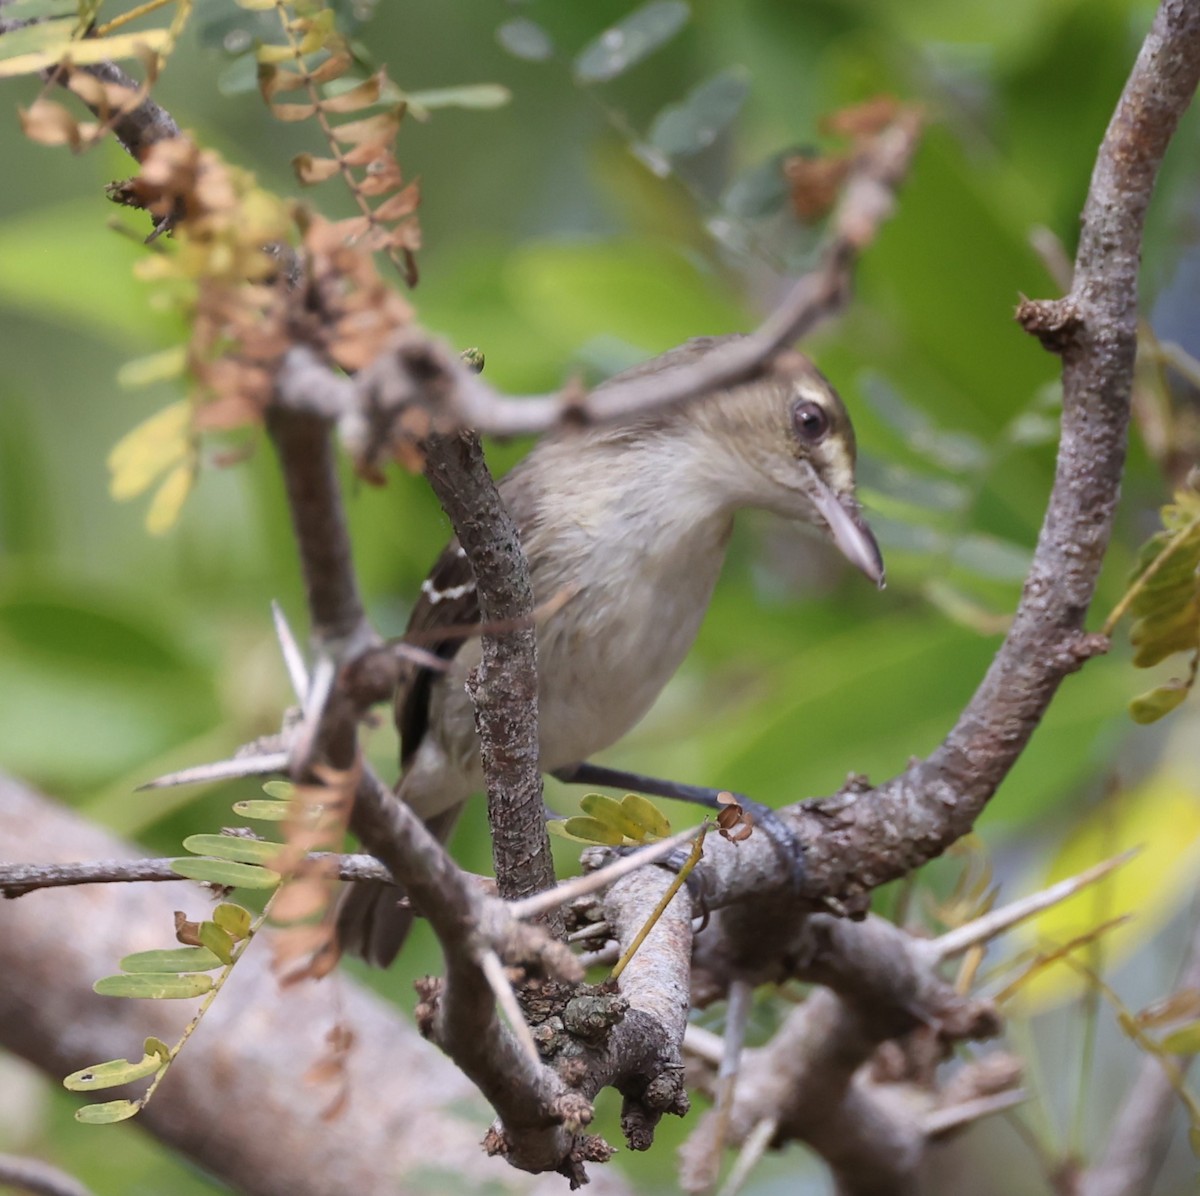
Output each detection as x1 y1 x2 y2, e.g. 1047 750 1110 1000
334 804 463 968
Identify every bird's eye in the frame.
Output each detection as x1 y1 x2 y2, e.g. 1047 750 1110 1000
792 400 830 443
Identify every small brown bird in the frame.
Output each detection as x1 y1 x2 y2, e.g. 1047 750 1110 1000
338 336 884 966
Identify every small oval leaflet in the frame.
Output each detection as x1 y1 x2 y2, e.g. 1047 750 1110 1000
547 816 627 846
119 946 223 973
649 69 748 158
232 799 292 821
74 1099 141 1125
170 857 281 890
1159 1021 1200 1055
94 972 215 999
213 902 252 939
64 1053 165 1092
181 833 282 865
573 0 690 84
496 17 554 61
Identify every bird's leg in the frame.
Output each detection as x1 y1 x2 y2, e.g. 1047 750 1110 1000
551 761 805 891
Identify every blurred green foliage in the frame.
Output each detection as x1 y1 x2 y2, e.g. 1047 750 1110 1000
2 0 1199 1192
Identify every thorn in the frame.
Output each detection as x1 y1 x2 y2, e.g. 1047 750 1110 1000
136 751 291 791
290 652 336 771
272 600 310 701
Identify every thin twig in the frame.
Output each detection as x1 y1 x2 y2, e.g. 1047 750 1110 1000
922 1090 1029 1137
0 852 398 896
716 1116 778 1196
924 848 1138 964
508 825 704 921
480 948 542 1067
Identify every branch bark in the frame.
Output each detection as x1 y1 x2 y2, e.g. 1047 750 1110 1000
421 431 559 915
658 0 1200 948
0 775 632 1196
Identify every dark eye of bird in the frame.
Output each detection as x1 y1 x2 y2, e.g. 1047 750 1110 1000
792 400 830 443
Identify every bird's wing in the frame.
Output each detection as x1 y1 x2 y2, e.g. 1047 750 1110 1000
396 539 480 767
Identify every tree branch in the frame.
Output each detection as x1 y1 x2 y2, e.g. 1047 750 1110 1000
651 0 1200 950
0 852 398 896
0 775 633 1196
421 431 559 915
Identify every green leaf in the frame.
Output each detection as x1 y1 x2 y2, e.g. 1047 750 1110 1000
63 1053 165 1091
1191 1124 1200 1158
1160 1021 1200 1055
547 816 626 846
144 1037 172 1062
402 84 511 118
576 793 671 842
0 0 76 19
578 793 644 840
118 947 222 973
1129 680 1190 725
169 857 281 890
261 780 295 800
721 150 792 219
74 1099 141 1124
232 799 293 821
573 1 690 83
94 972 214 999
496 18 554 62
617 793 672 840
649 69 748 158
213 902 252 940
182 833 281 865
198 920 235 966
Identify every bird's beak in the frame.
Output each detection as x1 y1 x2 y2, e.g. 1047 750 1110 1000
808 478 886 589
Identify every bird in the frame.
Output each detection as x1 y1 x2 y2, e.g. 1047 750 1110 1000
336 335 884 966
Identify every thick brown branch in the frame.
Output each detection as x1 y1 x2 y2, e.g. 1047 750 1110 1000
684 915 1003 1195
421 431 560 918
0 775 622 1196
667 0 1200 936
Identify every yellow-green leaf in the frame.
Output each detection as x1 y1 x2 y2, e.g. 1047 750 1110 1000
170 857 281 889
576 792 671 842
547 816 626 846
618 793 672 840
213 903 252 940
198 920 234 966
1160 1022 1200 1055
144 1037 172 1062
0 26 171 77
94 972 214 999
118 947 222 973
144 462 194 536
232 798 293 821
64 1053 164 1091
117 345 187 388
108 401 191 501
262 780 295 800
182 833 281 865
74 1099 141 1124
1129 680 1191 724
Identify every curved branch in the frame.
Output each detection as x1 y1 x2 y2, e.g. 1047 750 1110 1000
687 0 1200 921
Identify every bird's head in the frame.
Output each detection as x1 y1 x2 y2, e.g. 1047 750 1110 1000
690 354 885 589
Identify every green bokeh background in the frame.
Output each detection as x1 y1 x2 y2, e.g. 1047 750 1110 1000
2 1 1199 1192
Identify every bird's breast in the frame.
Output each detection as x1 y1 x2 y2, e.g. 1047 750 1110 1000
529 513 732 769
